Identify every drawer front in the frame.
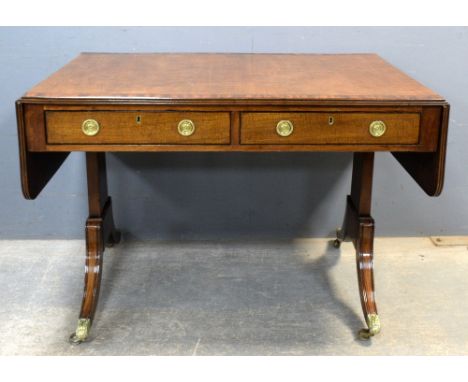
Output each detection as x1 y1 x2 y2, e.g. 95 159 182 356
241 112 421 145
46 111 231 145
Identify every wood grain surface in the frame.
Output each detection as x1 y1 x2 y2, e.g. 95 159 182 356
240 112 420 144
24 53 444 101
46 111 230 145
16 53 451 341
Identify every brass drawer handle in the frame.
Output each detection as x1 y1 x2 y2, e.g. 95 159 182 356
369 120 387 137
276 120 294 137
81 119 100 136
177 119 195 136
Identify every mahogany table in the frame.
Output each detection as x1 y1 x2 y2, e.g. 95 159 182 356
16 53 449 343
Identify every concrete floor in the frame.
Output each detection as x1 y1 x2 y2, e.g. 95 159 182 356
0 237 467 355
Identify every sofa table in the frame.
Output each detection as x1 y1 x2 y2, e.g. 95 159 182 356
16 53 449 343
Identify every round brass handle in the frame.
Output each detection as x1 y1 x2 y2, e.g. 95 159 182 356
369 120 387 137
177 119 195 136
276 120 294 137
81 119 100 136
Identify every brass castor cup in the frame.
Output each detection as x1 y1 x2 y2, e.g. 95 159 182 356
333 238 341 248
358 313 381 340
69 318 91 344
333 228 343 248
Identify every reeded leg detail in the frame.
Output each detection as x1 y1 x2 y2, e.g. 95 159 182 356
355 217 380 340
70 153 119 344
336 153 380 339
69 218 104 344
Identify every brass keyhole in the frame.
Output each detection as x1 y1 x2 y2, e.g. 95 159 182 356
136 115 142 124
328 116 335 126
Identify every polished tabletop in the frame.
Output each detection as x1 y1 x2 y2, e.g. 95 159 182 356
24 53 443 102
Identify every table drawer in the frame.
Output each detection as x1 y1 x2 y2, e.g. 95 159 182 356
240 112 421 145
45 111 231 145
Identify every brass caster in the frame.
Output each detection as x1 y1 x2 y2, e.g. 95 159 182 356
106 230 121 248
69 318 91 344
333 228 343 248
333 238 341 248
358 313 381 340
358 328 374 340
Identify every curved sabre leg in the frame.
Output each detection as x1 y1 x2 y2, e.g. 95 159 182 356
70 218 104 344
336 153 381 339
69 153 119 344
356 217 380 339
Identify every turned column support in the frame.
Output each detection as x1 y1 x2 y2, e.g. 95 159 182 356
69 152 120 344
335 152 380 339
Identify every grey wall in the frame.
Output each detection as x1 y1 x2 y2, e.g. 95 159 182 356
1 27 467 239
